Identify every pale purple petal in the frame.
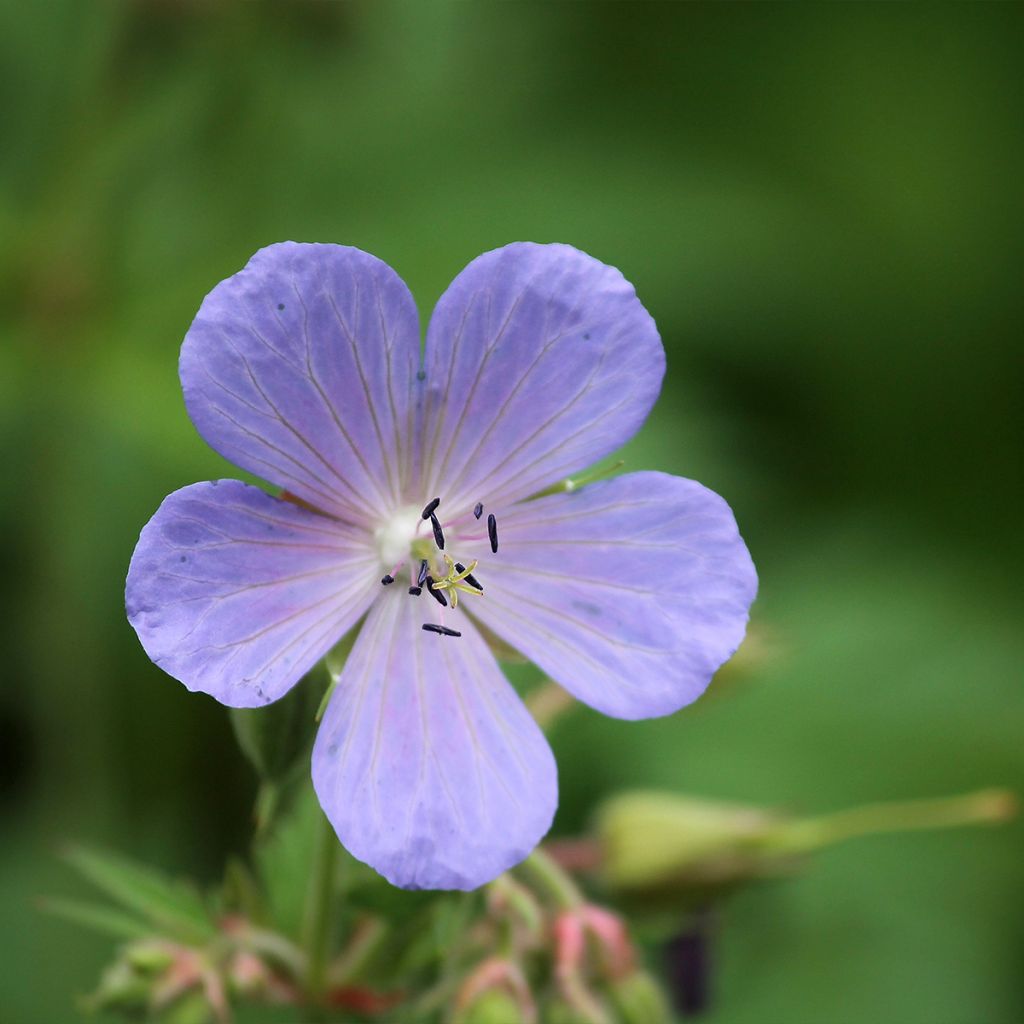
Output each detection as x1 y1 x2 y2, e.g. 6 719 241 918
126 480 379 708
468 472 757 720
312 588 557 890
180 243 420 523
420 243 664 510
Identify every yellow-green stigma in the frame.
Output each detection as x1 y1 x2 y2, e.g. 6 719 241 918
430 554 484 609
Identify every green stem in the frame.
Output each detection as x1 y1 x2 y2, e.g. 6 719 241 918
766 788 1016 855
329 915 386 987
516 847 583 910
302 811 340 1006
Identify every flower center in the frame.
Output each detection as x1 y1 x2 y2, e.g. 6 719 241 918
373 496 500 639
374 505 420 567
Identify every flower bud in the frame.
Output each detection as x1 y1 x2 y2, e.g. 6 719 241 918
227 949 271 999
458 988 529 1024
82 959 151 1013
596 791 781 897
597 788 1017 905
125 939 176 974
154 990 218 1024
542 995 611 1024
606 969 672 1024
453 957 536 1024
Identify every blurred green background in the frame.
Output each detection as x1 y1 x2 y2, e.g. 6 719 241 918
2 2 1022 1022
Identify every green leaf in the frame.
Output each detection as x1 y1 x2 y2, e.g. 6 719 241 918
254 784 323 941
230 669 323 783
220 855 265 922
64 846 215 943
38 896 152 941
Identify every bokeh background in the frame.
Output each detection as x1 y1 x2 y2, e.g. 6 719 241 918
2 3 1022 1022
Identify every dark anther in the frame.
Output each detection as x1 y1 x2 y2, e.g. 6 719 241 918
277 303 285 311
455 562 483 592
417 559 429 586
425 577 448 607
487 513 499 553
408 586 422 596
381 574 395 586
430 513 445 550
421 497 441 520
422 623 462 637
474 502 484 519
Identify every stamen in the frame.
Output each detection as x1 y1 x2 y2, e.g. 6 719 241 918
425 576 448 607
430 513 445 550
417 559 429 586
487 513 499 553
421 497 441 520
422 623 462 637
455 562 483 592
381 574 395 586
474 502 484 520
408 586 422 596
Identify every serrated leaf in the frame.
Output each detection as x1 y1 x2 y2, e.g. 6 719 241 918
39 896 152 941
64 846 215 943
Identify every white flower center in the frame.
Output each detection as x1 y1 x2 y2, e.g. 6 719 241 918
374 505 421 568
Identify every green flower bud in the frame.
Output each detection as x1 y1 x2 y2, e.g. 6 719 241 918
606 970 672 1024
597 791 779 894
125 939 175 974
542 995 611 1024
453 958 537 1024
81 959 151 1012
598 788 1016 909
155 990 218 1024
459 988 528 1024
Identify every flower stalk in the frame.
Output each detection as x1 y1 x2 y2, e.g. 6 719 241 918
762 788 1017 856
517 847 584 911
301 812 340 1006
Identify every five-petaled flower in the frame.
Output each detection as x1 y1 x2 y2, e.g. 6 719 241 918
126 242 757 890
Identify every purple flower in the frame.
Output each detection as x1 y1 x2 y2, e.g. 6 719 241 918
126 242 757 890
